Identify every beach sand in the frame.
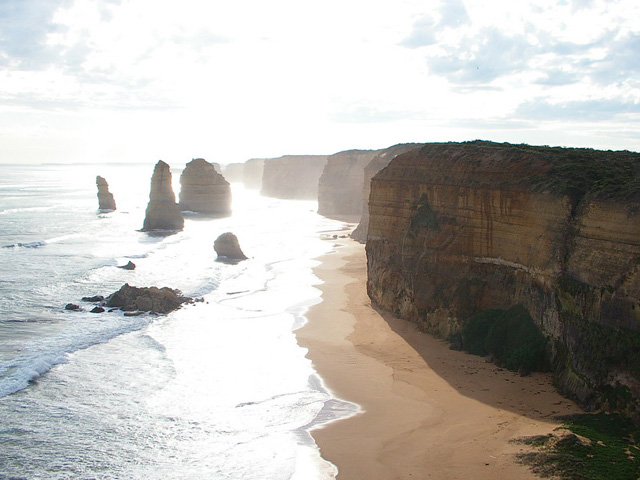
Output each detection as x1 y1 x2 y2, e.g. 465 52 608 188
297 235 582 480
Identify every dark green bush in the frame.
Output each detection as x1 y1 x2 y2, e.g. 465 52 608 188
461 305 549 374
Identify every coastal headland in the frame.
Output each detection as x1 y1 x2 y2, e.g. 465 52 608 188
297 234 582 480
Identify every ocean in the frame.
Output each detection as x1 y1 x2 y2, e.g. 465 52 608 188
0 163 358 479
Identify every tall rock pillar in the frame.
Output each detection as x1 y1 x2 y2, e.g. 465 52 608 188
142 161 184 231
96 175 116 211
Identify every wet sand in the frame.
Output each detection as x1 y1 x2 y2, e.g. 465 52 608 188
297 236 581 480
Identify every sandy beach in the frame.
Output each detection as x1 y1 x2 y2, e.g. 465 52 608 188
297 235 582 480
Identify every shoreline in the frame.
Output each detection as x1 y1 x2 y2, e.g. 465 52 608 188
297 235 582 480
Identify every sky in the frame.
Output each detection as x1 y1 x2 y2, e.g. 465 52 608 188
0 0 639 165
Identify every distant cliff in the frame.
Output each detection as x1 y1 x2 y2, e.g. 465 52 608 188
366 141 640 420
261 155 328 200
350 143 424 242
222 163 245 183
179 158 231 215
317 149 381 219
244 158 266 190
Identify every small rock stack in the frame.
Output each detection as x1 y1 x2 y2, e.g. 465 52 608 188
96 176 116 211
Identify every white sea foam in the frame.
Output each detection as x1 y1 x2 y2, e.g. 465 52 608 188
0 165 355 479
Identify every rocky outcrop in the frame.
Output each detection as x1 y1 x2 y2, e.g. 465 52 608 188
244 158 266 190
214 232 248 262
96 176 116 211
317 149 381 219
366 141 640 420
105 283 192 314
351 143 424 242
261 155 328 200
142 161 184 231
179 158 231 215
223 163 245 183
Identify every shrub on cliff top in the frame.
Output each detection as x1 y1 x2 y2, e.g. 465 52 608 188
464 140 640 201
462 305 549 374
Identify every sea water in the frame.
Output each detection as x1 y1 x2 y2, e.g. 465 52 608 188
0 163 358 479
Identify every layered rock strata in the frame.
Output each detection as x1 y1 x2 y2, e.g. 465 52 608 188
261 155 328 200
351 143 424 242
179 158 231 215
317 149 381 219
366 141 640 420
96 176 116 211
142 161 184 231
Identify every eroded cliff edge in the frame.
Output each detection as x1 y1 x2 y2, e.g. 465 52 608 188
366 141 640 420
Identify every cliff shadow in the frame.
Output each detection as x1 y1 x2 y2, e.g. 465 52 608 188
368 303 581 422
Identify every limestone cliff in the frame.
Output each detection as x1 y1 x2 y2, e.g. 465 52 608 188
350 143 424 242
244 158 266 190
317 149 381 219
261 155 328 200
223 163 245 183
142 160 184 231
96 175 116 211
366 141 640 419
179 158 231 215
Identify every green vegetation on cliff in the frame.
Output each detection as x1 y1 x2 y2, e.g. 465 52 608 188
464 140 640 201
516 412 640 480
460 305 548 374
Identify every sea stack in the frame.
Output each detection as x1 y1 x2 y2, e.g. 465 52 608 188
214 232 248 262
142 161 184 232
179 158 232 215
96 176 116 211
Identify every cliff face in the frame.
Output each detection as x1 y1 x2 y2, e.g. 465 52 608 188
366 141 640 418
96 175 116 211
142 161 184 231
179 158 231 215
317 149 380 219
351 143 424 242
244 158 266 190
222 163 245 183
261 155 328 200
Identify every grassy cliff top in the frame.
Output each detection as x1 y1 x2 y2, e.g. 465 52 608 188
379 140 640 202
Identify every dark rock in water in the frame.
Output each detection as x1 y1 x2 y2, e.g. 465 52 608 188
82 295 105 303
142 161 184 232
96 176 116 211
135 296 153 312
214 232 248 261
118 261 136 270
90 306 105 313
124 311 144 317
105 283 192 314
179 158 232 215
65 303 81 311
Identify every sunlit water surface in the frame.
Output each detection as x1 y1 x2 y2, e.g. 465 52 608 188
0 163 357 479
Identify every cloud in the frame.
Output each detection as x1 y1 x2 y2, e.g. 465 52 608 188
400 0 640 97
516 98 640 121
0 0 70 69
400 0 469 48
427 27 536 84
588 32 640 85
